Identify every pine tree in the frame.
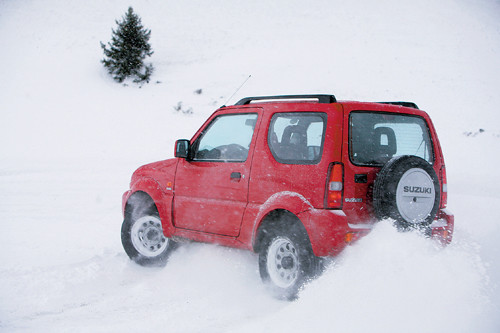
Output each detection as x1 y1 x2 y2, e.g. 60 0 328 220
100 7 154 83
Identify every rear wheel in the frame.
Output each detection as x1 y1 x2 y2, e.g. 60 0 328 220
258 220 320 300
121 213 176 266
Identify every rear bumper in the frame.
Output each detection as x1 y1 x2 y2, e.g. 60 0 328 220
298 209 370 257
300 208 454 257
430 208 454 244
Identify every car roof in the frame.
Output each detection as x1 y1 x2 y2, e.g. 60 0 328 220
227 95 424 115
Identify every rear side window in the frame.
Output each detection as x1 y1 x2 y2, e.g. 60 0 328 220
268 112 326 164
350 112 433 166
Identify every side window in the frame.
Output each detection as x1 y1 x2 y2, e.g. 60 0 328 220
350 112 433 166
193 113 258 162
268 112 326 164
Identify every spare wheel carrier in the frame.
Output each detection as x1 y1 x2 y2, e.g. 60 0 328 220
373 155 440 229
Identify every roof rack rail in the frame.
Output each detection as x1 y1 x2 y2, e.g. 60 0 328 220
235 94 337 105
378 101 419 109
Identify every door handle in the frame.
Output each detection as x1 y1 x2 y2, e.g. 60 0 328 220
230 172 242 181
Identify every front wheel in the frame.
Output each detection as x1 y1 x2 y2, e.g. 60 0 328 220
121 214 176 266
258 224 320 300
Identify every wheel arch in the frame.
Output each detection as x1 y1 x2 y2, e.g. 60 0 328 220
253 209 309 254
124 191 157 218
125 177 175 237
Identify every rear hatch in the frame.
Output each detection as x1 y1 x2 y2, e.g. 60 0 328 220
341 104 435 224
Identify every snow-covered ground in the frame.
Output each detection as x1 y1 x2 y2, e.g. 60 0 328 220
1 0 499 331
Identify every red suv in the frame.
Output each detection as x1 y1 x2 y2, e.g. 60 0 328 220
121 94 454 299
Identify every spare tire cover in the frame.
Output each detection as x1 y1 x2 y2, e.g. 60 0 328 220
373 155 440 228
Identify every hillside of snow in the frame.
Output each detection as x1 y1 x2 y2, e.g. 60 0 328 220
1 0 499 332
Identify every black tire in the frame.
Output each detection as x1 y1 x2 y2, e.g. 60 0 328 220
373 155 440 229
258 219 320 300
121 212 177 266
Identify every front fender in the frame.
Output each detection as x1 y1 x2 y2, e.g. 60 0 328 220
127 177 175 237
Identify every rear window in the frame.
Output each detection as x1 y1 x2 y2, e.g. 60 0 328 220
350 112 433 166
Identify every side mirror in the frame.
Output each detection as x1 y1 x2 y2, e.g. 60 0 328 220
175 139 190 158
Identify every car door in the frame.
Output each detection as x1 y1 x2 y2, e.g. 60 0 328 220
173 109 261 236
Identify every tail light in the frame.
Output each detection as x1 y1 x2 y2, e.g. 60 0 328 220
325 162 344 208
440 166 448 208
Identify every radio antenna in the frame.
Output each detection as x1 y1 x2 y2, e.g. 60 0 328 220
222 75 252 107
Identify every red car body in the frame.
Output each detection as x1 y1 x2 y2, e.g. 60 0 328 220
122 96 454 259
